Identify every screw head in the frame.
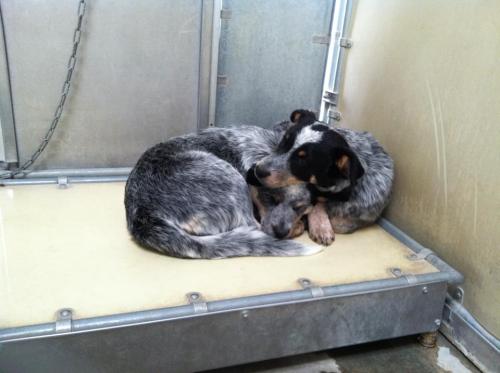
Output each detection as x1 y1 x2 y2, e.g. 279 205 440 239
392 268 402 276
60 309 70 317
190 293 199 300
422 286 428 294
241 310 249 318
434 319 441 326
302 279 310 286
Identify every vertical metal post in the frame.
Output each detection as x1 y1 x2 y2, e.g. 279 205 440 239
319 0 354 124
0 2 18 166
197 0 222 131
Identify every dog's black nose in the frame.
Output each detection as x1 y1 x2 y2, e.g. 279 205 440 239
255 165 271 179
272 224 289 239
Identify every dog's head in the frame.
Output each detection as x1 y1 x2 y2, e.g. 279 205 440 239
259 185 312 239
247 169 312 239
253 109 364 194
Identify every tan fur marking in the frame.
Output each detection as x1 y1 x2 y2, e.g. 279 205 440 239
288 219 305 238
292 111 302 123
309 175 317 184
180 216 204 235
285 175 303 185
307 202 335 245
261 172 303 188
249 186 267 221
298 150 307 158
336 154 350 173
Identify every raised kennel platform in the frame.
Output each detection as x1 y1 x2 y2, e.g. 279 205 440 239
0 176 462 372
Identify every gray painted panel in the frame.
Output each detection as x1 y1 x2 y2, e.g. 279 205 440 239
216 0 333 128
0 3 17 163
0 282 447 373
1 0 202 168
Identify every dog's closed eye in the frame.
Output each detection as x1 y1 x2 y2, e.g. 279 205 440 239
292 204 306 212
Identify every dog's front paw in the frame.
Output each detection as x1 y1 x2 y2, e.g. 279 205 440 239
308 224 335 245
307 203 335 245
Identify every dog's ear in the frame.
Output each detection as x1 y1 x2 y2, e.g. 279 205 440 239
290 109 317 125
246 164 263 186
331 147 364 184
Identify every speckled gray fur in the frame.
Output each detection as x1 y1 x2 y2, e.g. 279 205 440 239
124 126 319 259
328 126 394 232
260 121 394 233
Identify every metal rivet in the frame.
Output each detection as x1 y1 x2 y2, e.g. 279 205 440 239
190 293 199 300
422 286 428 294
391 268 402 277
434 319 441 326
60 309 70 317
241 310 249 318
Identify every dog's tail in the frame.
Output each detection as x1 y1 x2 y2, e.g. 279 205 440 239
129 211 322 259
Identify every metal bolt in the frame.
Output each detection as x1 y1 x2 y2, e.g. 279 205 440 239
302 279 310 286
391 268 402 276
434 319 441 327
190 293 199 300
241 310 249 318
422 286 428 294
60 310 70 317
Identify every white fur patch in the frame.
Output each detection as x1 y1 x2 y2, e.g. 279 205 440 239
300 244 324 256
294 126 323 149
184 249 200 258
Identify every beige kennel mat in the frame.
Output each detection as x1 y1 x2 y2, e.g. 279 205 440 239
0 182 438 328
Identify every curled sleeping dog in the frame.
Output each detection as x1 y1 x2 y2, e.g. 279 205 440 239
250 110 394 245
125 125 320 259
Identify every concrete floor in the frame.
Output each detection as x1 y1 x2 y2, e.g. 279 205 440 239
207 334 479 373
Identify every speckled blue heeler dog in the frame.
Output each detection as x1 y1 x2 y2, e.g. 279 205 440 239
124 125 321 259
251 110 394 245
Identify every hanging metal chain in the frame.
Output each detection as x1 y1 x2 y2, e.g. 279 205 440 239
1 0 86 179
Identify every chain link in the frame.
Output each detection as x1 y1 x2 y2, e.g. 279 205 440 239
1 0 86 179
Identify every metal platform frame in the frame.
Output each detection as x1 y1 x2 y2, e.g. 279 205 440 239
0 169 468 372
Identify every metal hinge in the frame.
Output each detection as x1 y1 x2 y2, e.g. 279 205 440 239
220 9 232 20
312 34 330 45
339 37 353 48
55 308 73 333
323 90 339 106
186 292 208 314
407 248 434 261
328 109 342 122
217 75 228 86
298 278 324 298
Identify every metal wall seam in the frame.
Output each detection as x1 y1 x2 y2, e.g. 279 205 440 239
0 1 18 164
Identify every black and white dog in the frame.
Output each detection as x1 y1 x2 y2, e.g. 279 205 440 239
125 125 319 259
251 110 394 245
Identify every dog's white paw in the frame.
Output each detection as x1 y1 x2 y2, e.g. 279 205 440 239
308 224 335 246
307 203 335 246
